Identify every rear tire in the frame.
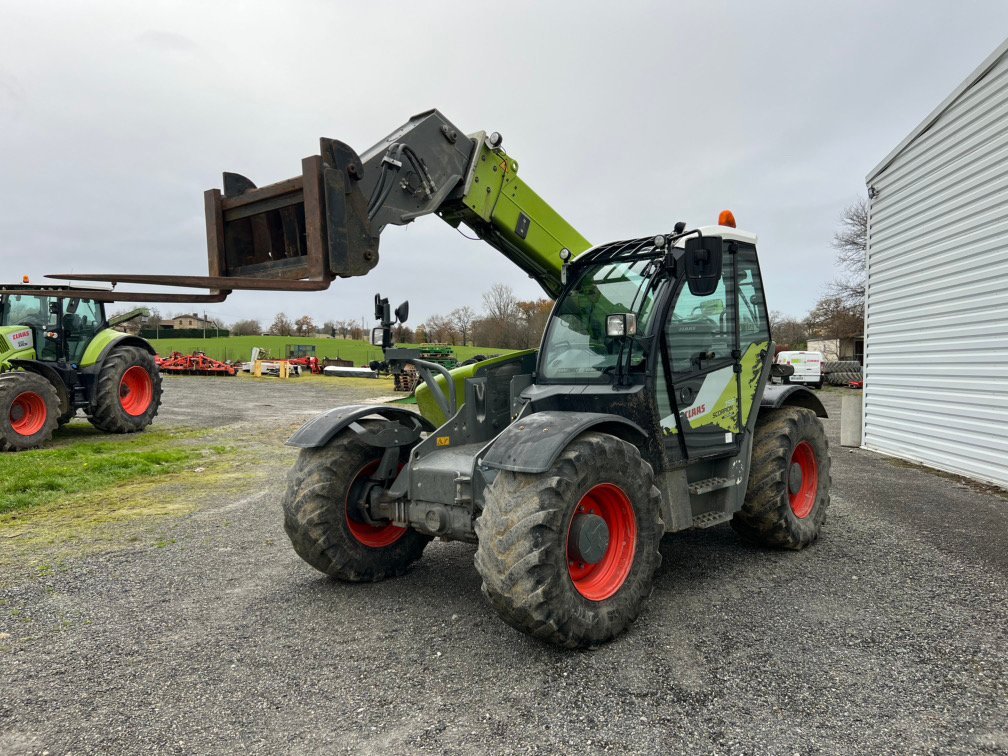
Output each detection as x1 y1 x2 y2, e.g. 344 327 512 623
88 346 162 433
474 432 664 648
282 424 431 581
0 372 60 451
732 407 830 549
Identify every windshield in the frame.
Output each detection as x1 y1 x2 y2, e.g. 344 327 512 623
0 294 58 329
540 259 665 381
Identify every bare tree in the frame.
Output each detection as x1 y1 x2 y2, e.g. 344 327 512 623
449 306 476 346
768 310 807 349
830 197 868 308
480 284 522 347
294 314 316 337
424 313 458 344
269 312 294 336
231 319 262 336
805 295 863 339
322 319 337 337
334 319 353 339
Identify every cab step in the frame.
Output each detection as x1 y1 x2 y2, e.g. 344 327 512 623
688 477 733 496
692 511 733 529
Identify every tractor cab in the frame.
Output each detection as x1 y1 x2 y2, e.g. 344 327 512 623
0 286 106 366
533 225 771 468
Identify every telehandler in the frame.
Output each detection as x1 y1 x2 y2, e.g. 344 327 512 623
55 110 829 647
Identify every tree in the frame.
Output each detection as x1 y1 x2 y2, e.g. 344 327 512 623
334 319 354 339
231 319 262 336
449 306 476 346
294 314 315 337
480 283 522 348
768 310 807 349
516 299 552 348
423 313 457 344
805 295 863 340
830 197 868 308
322 319 337 337
269 312 294 336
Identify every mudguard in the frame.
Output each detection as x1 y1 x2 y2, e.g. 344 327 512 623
760 384 828 418
480 410 647 474
286 404 434 449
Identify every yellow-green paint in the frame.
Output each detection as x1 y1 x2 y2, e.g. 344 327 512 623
687 342 769 433
414 350 536 426
78 329 126 368
457 142 591 297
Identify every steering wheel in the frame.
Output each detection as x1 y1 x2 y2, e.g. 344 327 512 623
16 314 47 329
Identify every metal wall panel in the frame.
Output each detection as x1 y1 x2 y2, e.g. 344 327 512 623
865 48 1008 487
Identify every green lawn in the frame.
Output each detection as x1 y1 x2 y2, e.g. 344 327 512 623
148 335 510 365
0 429 227 515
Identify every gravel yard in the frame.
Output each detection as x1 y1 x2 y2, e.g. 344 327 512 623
1 377 1005 754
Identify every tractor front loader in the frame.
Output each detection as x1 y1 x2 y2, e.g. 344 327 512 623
0 284 162 451
53 109 830 647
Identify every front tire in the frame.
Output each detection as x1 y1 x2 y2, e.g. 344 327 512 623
0 372 60 451
732 407 830 549
474 432 664 648
282 424 431 581
89 346 162 433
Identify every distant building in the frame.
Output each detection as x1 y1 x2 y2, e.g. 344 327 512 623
806 337 863 363
864 37 1008 487
165 313 217 330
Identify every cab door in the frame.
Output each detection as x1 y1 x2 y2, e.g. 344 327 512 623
658 246 742 460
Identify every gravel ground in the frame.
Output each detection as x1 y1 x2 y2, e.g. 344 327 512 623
1 378 1005 754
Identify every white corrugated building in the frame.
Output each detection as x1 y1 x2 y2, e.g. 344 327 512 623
864 37 1008 487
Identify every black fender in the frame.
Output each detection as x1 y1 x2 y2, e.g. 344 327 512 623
8 359 72 414
286 404 434 449
760 384 828 418
481 410 648 474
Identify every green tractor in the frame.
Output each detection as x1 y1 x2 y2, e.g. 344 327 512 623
0 284 162 451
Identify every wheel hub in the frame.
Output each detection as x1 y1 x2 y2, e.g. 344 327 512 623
568 513 610 565
788 462 804 495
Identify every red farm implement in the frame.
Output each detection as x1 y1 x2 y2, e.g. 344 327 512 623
155 351 237 376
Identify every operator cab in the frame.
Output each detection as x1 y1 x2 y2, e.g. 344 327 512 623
0 286 106 365
536 222 770 467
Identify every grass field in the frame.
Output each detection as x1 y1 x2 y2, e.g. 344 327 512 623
148 335 510 365
0 427 231 517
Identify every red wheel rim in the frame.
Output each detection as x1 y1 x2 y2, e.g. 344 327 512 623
119 366 153 416
566 483 637 602
788 441 819 519
345 460 407 548
10 391 47 436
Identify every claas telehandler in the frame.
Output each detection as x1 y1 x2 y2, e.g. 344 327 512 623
54 109 829 647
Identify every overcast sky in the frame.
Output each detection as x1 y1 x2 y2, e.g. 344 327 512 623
2 2 1007 328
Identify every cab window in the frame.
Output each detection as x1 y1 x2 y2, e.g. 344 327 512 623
664 250 735 374
736 247 770 353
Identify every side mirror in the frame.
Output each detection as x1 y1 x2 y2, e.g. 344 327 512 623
771 363 795 378
684 236 723 296
395 300 409 324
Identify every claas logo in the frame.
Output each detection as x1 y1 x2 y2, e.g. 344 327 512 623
684 404 706 420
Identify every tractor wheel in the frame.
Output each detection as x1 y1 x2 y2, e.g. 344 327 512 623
732 407 830 550
88 347 163 433
282 424 431 581
0 372 60 451
474 432 664 648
